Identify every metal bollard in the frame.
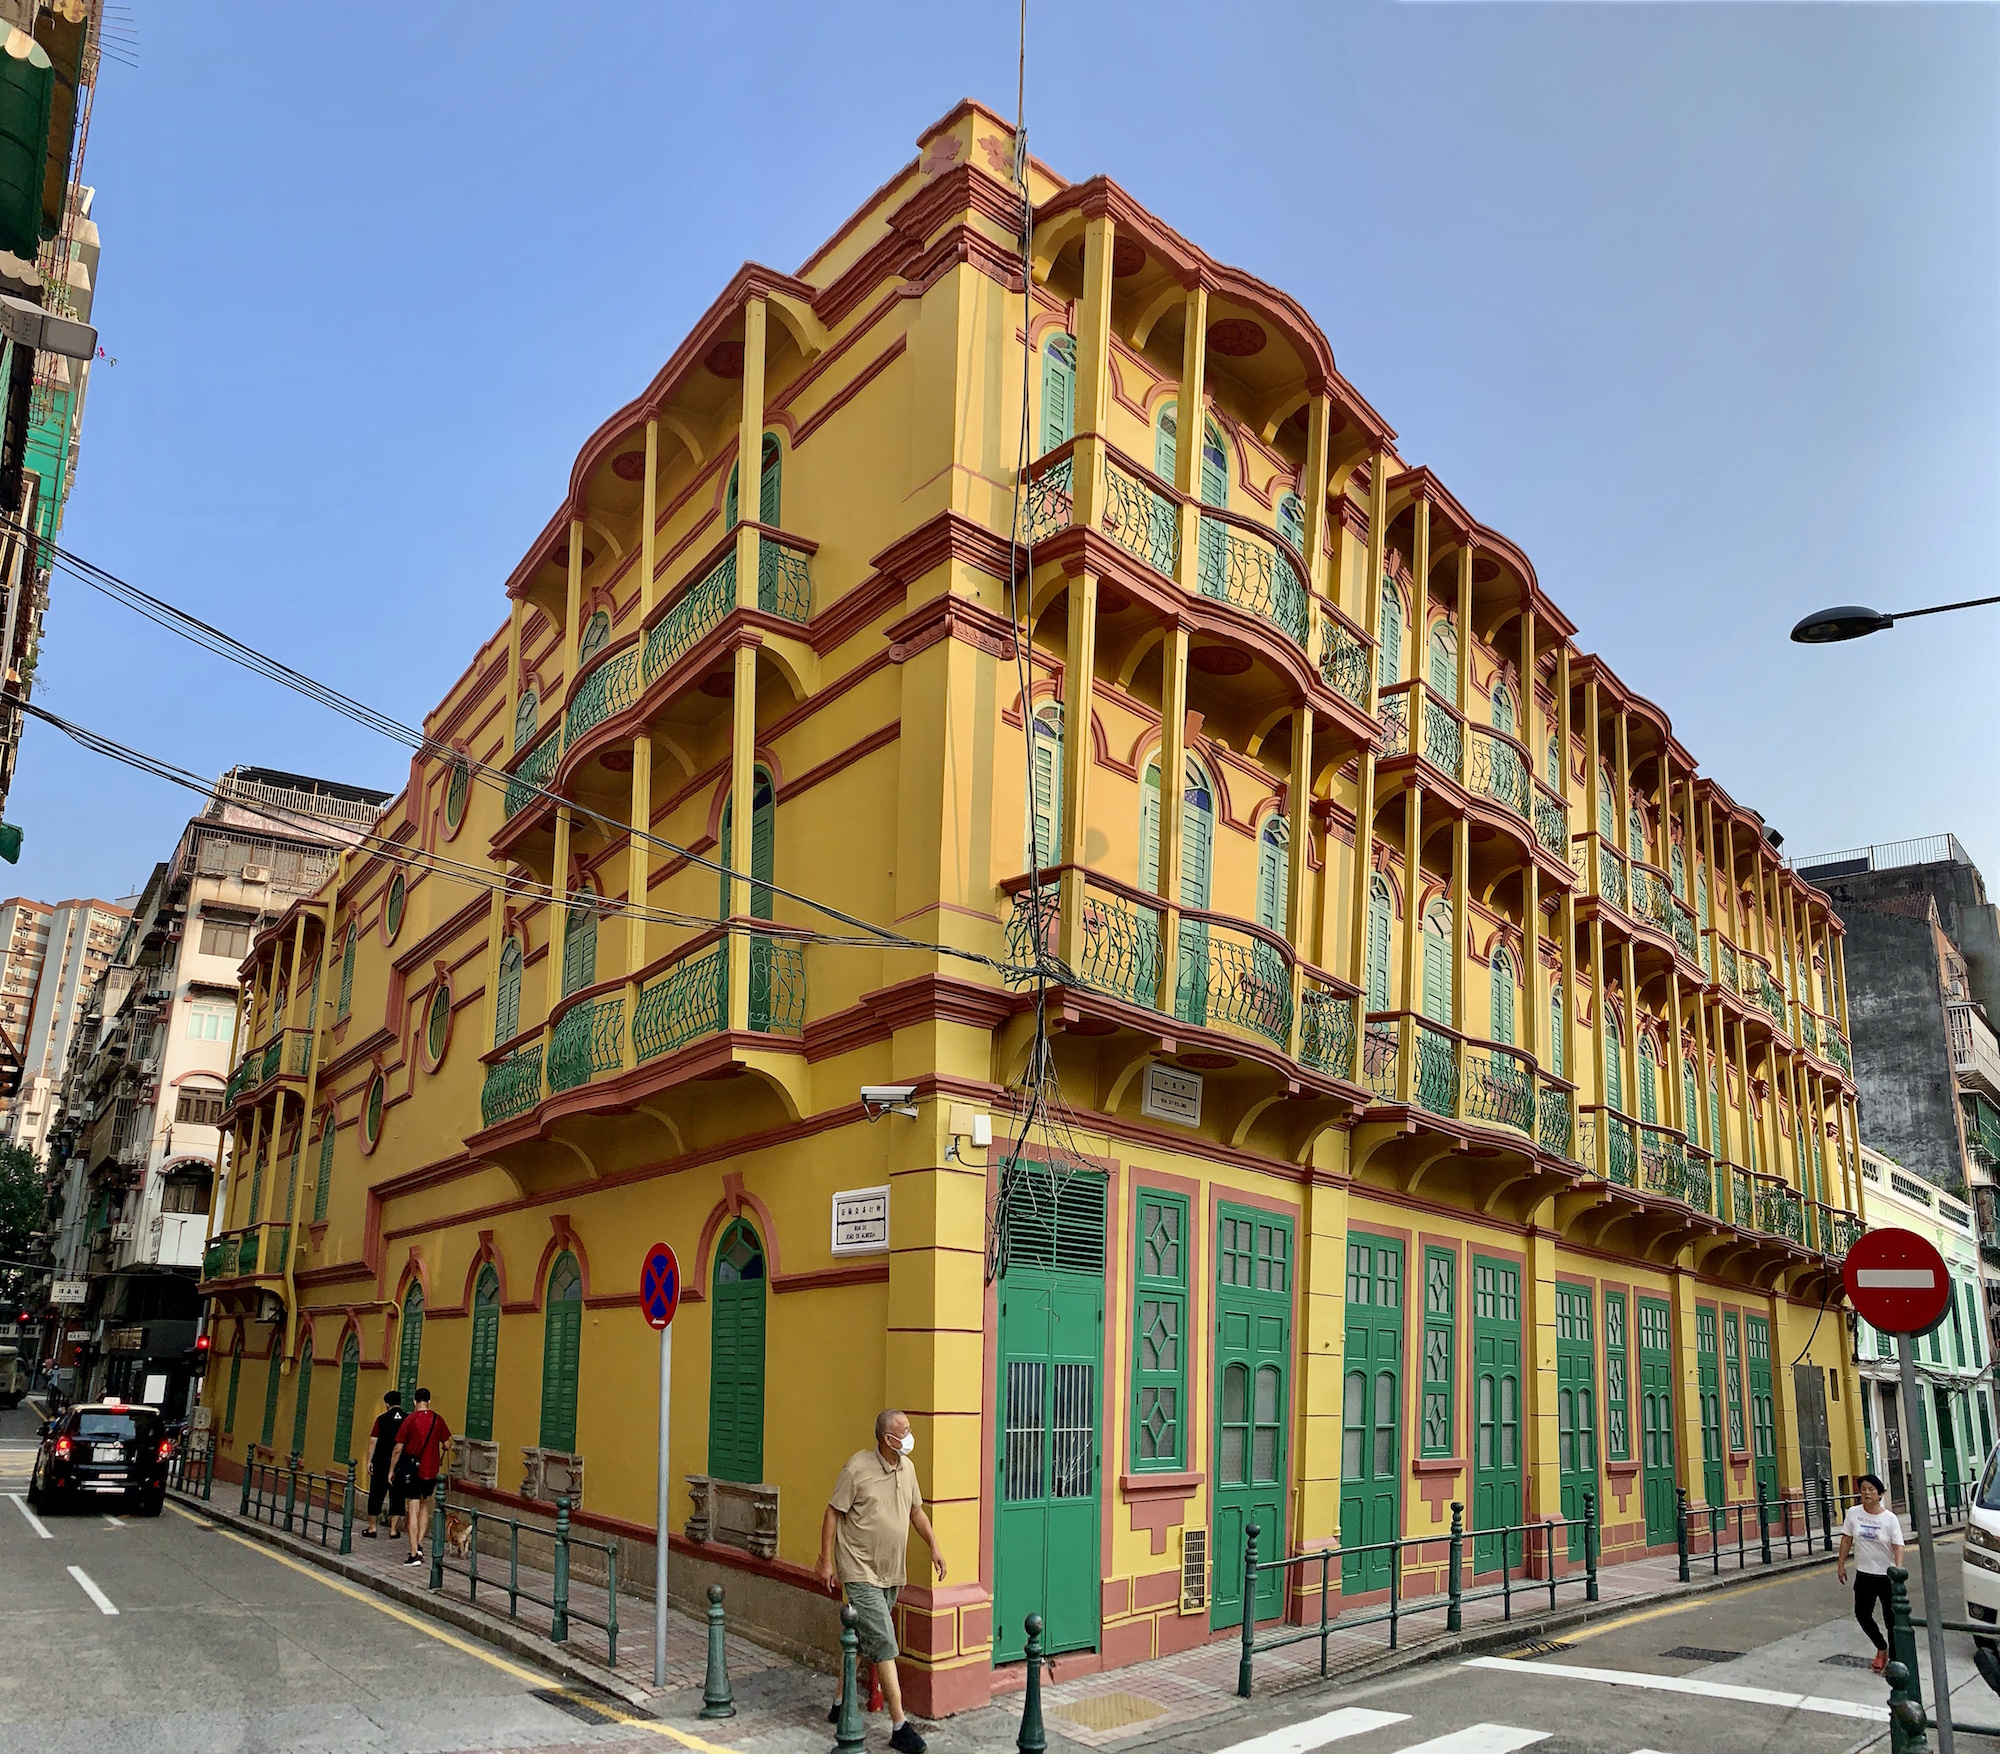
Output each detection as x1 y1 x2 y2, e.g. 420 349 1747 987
1756 1483 1771 1564
1583 1490 1599 1603
1019 1613 1048 1754
1887 1669 1929 1754
1447 1501 1465 1630
339 1461 356 1556
239 1459 253 1518
1237 1522 1260 1698
1676 1488 1691 1583
834 1603 866 1754
699 1583 736 1719
1888 1565 1923 1709
551 1496 572 1643
283 1466 298 1533
1819 1479 1834 1553
429 1479 447 1592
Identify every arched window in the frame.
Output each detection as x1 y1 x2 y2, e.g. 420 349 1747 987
1380 580 1403 683
1551 982 1565 1079
708 1220 766 1483
1366 875 1393 1013
224 1338 242 1435
1428 620 1458 707
332 1334 360 1463
1028 704 1062 869
718 767 777 921
1277 491 1305 553
1154 401 1177 481
578 610 611 668
1605 1008 1624 1113
384 872 406 944
540 1252 583 1453
1041 334 1076 454
1708 1071 1722 1160
1140 754 1214 909
397 1283 425 1407
1546 734 1561 790
336 924 357 1020
291 1335 313 1459
514 689 538 752
1629 805 1647 860
312 1115 334 1222
1199 421 1228 508
1696 860 1711 930
1490 947 1516 1046
466 1265 500 1443
1683 1057 1701 1147
1491 684 1515 736
560 884 598 998
1597 764 1617 843
1422 899 1455 1025
1670 842 1688 902
724 432 782 529
494 937 523 1046
261 1343 283 1449
1638 1037 1659 1125
1255 815 1289 935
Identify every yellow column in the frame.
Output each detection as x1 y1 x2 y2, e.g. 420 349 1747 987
1397 786 1424 1104
1455 544 1472 712
1156 623 1190 1011
1614 709 1632 858
1525 1221 1561 1539
1692 986 1713 1156
623 733 652 1068
639 418 660 619
1670 1268 1706 1507
1451 816 1470 1118
1411 499 1431 688
733 296 769 612
1589 916 1610 1128
1620 937 1640 1126
1347 754 1377 1084
1559 889 1578 1096
1302 395 1332 664
564 517 585 684
1070 214 1116 531
1556 647 1574 816
1363 448 1389 709
1286 705 1314 1057
546 806 573 1018
284 914 308 1037
505 599 525 749
1057 574 1099 968
727 643 757 1032
1524 861 1542 1065
1171 287 1208 512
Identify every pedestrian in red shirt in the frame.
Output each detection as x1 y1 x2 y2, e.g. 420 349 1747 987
387 1387 451 1565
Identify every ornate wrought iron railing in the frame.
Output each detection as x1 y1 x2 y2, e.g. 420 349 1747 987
1101 458 1178 576
1740 957 1787 1030
747 937 806 1036
503 729 562 821
1595 841 1628 913
1379 691 1410 758
1298 983 1357 1081
1363 1020 1399 1101
1532 784 1568 858
1463 1040 1535 1132
547 995 626 1095
1684 1152 1714 1216
1817 1204 1863 1257
1004 879 1164 1010
642 552 736 685
1176 915 1292 1049
1727 1164 1753 1228
202 1222 290 1282
1413 1021 1457 1118
1754 1176 1806 1245
755 536 813 622
1318 619 1370 709
1194 509 1309 649
1025 454 1074 544
1537 1078 1575 1158
564 648 642 749
1423 699 1464 783
479 1044 545 1128
632 944 728 1064
1467 727 1532 822
1637 1126 1689 1202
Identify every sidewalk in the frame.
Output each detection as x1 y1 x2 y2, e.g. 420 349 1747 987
171 1483 1862 1754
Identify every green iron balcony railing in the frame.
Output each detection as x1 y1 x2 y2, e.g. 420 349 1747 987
1318 619 1371 710
1684 1152 1714 1216
633 943 727 1064
565 647 642 749
1102 456 1179 576
1754 1176 1805 1245
1727 1164 1753 1228
1464 1040 1535 1133
479 1043 545 1128
1532 784 1568 858
1413 1021 1458 1117
1004 879 1164 1011
547 994 626 1095
1363 1020 1399 1102
1740 958 1788 1030
1024 452 1074 544
746 937 807 1036
1467 727 1532 823
1636 1126 1689 1203
292 1029 312 1077
201 1236 233 1282
1298 984 1358 1082
1378 692 1410 759
1596 842 1628 913
503 728 561 822
1423 699 1465 783
644 551 736 685
1537 1078 1575 1159
1174 913 1293 1049
755 536 813 623
201 1220 293 1283
1194 509 1309 649
1817 1204 1864 1257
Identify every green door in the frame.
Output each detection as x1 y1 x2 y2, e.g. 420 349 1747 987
993 1165 1105 1663
1211 1205 1292 1630
707 1223 764 1481
1935 1386 1963 1508
290 1337 313 1460
1556 1285 1597 1559
1696 1308 1724 1512
397 1285 425 1406
261 1345 283 1448
1340 1235 1402 1595
1471 1257 1522 1572
466 1266 500 1442
1746 1316 1777 1504
1174 764 1214 1028
1638 1297 1677 1545
332 1336 359 1464
540 1252 584 1454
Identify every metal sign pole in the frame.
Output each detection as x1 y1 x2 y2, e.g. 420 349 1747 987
655 1321 672 1689
1900 1331 1955 1754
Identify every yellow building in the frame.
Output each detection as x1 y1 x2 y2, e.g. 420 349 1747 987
193 99 1868 1713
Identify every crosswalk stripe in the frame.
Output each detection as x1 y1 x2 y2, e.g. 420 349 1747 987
1214 1706 1412 1754
1386 1727 1548 1754
1461 1657 1888 1722
67 1564 117 1615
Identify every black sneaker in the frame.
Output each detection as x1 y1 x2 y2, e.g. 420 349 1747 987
403 1554 424 1567
827 1704 841 1725
890 1723 927 1754
361 1529 377 1539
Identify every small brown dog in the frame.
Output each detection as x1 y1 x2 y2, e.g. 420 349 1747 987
444 1512 473 1558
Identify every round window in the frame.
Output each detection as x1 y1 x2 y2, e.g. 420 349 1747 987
426 983 451 1067
364 1074 385 1147
444 757 470 833
385 873 407 943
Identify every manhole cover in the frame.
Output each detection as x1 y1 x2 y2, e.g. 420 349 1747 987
1822 1653 1879 1669
1503 1639 1574 1658
1048 1692 1174 1732
1660 1647 1744 1663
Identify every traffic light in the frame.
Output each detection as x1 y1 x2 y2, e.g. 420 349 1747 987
0 823 21 864
192 1332 211 1377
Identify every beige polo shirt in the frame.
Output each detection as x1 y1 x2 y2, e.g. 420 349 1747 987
829 1447 922 1587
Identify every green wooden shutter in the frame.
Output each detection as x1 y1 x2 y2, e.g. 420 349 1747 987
1551 984 1564 1079
708 1221 766 1482
1671 843 1688 901
1491 684 1515 735
1030 708 1062 868
1490 949 1515 1046
1277 492 1305 552
261 1345 282 1448
1154 404 1176 481
1181 764 1213 908
578 610 610 666
337 925 357 1019
539 1252 583 1453
1130 1190 1188 1470
1380 583 1402 684
1603 1291 1628 1460
1605 1015 1623 1113
313 1114 335 1222
750 772 775 921
1366 878 1392 1014
466 1266 500 1443
514 690 538 751
1546 736 1560 789
224 1345 241 1434
561 889 597 997
1683 1059 1701 1145
1423 903 1454 1025
1629 807 1646 860
1041 336 1076 454
1429 623 1458 707
291 1337 313 1458
1597 767 1617 842
1639 1042 1659 1125
494 939 522 1045
397 1286 424 1406
724 460 739 529
1708 1075 1722 1159
1255 817 1288 934
759 433 781 526
1139 763 1162 894
1199 424 1228 508
332 1337 359 1463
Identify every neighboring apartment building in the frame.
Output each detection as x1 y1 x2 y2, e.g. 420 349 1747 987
194 103 1868 1711
1853 1144 1993 1508
0 894 51 1114
39 766 386 1407
4 893 127 1156
1795 835 2000 1358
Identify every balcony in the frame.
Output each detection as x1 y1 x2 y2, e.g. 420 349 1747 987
1949 1002 2000 1098
503 726 562 822
1737 955 1789 1034
1814 1203 1864 1258
1360 1011 1573 1156
1317 615 1371 710
1794 1002 1853 1075
1193 507 1308 649
200 1219 292 1287
223 1029 311 1111
563 643 642 749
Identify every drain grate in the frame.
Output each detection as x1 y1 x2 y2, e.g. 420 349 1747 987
1661 1646 1744 1663
530 1688 624 1728
1502 1639 1574 1658
1822 1653 1880 1669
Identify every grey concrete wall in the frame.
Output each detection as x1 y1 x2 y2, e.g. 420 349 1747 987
1820 859 2000 1021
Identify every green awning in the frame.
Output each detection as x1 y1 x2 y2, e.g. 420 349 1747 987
0 29 52 261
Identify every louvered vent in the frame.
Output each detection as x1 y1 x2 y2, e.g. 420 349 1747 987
1180 1526 1208 1611
999 1160 1105 1276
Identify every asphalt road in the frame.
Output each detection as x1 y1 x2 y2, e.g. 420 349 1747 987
3 1390 1994 1754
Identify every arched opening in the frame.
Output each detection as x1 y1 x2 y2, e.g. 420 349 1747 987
494 938 523 1045
1422 900 1455 1026
291 1334 314 1459
466 1265 500 1442
708 1219 766 1483
1429 621 1458 709
1491 682 1515 736
1489 947 1516 1045
560 884 598 998
514 689 539 752
1365 875 1393 1014
1041 334 1075 454
540 1251 583 1453
578 610 611 667
1028 704 1062 870
333 1334 360 1464
725 432 782 529
1255 815 1289 935
397 1283 425 1406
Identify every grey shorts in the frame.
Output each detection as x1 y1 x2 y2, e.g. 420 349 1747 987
845 1581 900 1663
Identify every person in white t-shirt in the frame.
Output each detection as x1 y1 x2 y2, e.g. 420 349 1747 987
1837 1473 1907 1673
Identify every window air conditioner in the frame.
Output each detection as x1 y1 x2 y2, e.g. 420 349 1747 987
241 865 271 883
109 1221 133 1241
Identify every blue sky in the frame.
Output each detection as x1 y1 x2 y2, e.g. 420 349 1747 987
12 0 1995 904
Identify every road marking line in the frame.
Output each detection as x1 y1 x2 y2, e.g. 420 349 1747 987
7 1493 49 1538
67 1564 117 1615
1462 1657 1887 1722
103 1515 123 1528
1216 1707 1411 1754
1558 1568 1829 1643
169 1503 731 1754
1388 1729 1548 1754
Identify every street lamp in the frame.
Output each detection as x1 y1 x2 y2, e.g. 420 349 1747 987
1791 594 2000 644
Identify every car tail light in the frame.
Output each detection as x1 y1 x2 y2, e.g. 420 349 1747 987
52 1434 71 1459
157 1439 173 1461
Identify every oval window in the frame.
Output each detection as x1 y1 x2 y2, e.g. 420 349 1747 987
426 983 452 1068
364 1073 385 1148
385 873 406 944
444 757 470 833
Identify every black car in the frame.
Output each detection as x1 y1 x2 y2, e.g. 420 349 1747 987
27 1401 170 1515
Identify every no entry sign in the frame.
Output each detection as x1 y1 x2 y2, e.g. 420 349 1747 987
1842 1227 1951 1334
641 1243 681 1331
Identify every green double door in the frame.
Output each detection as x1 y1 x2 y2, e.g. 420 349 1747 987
993 1170 1105 1663
1696 1308 1725 1511
1556 1285 1597 1559
1746 1315 1778 1504
1638 1297 1678 1545
1340 1235 1402 1596
1210 1206 1292 1630
1472 1257 1522 1572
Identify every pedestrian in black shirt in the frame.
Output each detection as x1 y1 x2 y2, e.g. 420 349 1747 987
362 1391 404 1539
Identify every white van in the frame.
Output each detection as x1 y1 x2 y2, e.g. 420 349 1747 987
1965 1447 2000 1628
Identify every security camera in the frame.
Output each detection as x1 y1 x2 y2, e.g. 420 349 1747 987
860 1085 919 1120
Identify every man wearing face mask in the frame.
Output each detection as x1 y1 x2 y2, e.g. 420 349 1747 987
817 1408 947 1753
